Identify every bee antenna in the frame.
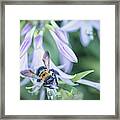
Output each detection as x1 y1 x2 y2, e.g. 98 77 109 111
44 51 50 57
42 51 50 70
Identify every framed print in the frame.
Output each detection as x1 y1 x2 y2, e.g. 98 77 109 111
0 0 119 119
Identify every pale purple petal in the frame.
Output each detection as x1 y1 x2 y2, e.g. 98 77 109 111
60 54 73 73
90 20 100 31
58 41 78 63
57 64 66 69
20 78 30 86
20 26 36 58
50 61 76 79
21 23 32 36
50 21 69 44
20 52 28 71
61 20 69 26
77 79 100 91
33 31 43 49
80 23 93 47
61 20 80 32
50 30 78 63
31 49 44 70
31 32 44 70
54 29 69 44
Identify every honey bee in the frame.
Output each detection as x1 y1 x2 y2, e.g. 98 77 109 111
21 51 59 89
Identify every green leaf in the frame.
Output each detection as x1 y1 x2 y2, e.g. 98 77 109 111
72 70 94 82
59 84 73 92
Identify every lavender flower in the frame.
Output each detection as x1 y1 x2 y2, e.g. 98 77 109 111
20 25 77 92
61 20 100 47
46 21 78 63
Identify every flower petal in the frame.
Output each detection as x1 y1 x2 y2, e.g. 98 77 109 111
20 52 28 71
20 26 36 58
80 23 93 47
58 41 78 63
50 30 78 63
50 61 76 79
90 20 100 31
49 21 69 44
61 20 80 32
34 31 43 49
20 78 30 86
21 23 32 36
31 49 44 70
54 29 69 44
77 79 100 91
60 54 73 73
31 33 44 70
57 64 66 69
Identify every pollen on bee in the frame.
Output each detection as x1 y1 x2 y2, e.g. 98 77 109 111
39 70 50 81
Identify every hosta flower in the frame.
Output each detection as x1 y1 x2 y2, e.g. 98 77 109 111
46 21 78 63
61 20 100 47
20 25 77 95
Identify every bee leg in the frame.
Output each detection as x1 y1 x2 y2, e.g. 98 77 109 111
53 75 58 87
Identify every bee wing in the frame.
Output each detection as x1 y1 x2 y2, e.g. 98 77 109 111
42 51 50 70
20 69 40 79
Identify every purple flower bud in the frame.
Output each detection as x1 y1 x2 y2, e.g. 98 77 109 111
54 28 69 44
21 23 32 36
50 30 78 63
20 26 36 59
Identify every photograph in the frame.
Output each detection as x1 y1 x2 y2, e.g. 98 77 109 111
2 1 118 118
20 20 100 100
